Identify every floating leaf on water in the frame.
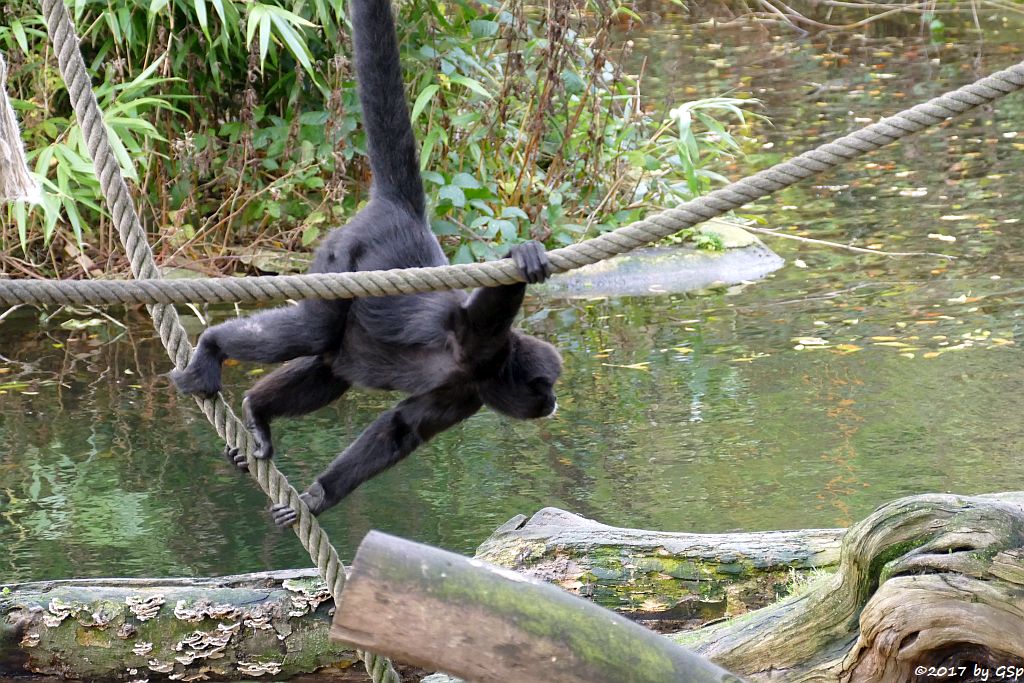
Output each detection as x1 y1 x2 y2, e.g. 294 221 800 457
601 362 651 371
923 352 942 359
671 347 693 354
60 318 106 330
873 341 914 348
731 353 769 363
870 336 899 341
939 215 971 221
0 382 30 390
834 344 862 353
928 233 957 242
792 336 828 346
899 353 915 359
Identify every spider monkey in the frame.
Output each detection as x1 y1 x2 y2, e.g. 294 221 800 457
170 0 562 527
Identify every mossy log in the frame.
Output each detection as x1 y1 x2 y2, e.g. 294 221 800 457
674 492 1024 681
0 569 365 682
332 531 740 683
476 507 844 625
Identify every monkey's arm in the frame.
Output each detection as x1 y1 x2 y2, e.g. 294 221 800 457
271 383 482 527
461 241 551 337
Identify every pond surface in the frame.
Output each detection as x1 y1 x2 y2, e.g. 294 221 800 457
3 14 1024 582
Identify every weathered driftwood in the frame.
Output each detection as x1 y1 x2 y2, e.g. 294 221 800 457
476 506 844 624
0 569 364 681
673 492 1024 681
332 531 741 683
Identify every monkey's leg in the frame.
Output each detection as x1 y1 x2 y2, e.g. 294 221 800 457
271 383 482 527
225 356 351 464
171 300 347 398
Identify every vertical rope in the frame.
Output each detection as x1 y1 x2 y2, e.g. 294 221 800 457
38 1 399 680
0 51 41 203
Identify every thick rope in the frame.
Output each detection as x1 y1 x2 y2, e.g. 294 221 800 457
37 0 400 681
1 59 1023 308
0 51 41 203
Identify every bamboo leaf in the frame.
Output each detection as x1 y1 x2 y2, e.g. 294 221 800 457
448 75 492 100
11 20 28 53
411 84 439 123
245 5 263 52
259 12 272 68
268 12 314 74
193 0 210 40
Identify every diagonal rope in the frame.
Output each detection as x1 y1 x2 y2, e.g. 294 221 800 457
37 0 399 680
1 59 1023 308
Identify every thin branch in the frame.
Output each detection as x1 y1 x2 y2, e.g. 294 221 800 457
745 225 956 259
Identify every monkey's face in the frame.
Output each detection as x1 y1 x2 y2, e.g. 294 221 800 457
480 331 562 420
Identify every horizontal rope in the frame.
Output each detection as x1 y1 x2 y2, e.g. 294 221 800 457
2 59 1022 309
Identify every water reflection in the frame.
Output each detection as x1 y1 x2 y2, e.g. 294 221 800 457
2 17 1024 581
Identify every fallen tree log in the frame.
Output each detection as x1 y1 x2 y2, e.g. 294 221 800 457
0 570 364 681
332 531 739 683
675 492 1024 681
6 493 1024 682
476 506 844 625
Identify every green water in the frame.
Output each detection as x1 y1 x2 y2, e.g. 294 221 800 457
2 15 1024 582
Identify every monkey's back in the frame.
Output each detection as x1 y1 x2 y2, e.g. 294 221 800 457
311 198 470 394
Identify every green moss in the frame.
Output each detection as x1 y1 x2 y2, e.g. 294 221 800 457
872 538 929 585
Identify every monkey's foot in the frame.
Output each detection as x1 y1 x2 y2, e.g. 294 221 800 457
271 484 326 528
242 397 275 459
223 446 249 472
169 356 222 399
271 503 299 528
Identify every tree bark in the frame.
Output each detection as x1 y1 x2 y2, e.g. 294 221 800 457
1 569 365 682
476 506 844 625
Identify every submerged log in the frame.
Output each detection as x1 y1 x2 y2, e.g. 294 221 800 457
675 492 1024 681
476 507 844 625
0 569 363 681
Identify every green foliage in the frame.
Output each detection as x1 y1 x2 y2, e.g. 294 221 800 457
0 0 760 277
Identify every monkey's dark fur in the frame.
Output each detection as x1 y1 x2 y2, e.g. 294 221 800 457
170 0 562 527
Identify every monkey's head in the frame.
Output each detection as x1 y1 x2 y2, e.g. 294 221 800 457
479 330 562 420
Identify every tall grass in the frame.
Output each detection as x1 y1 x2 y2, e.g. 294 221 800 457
1 0 762 278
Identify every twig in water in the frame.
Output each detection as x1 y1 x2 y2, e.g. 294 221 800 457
745 225 956 259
